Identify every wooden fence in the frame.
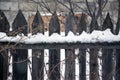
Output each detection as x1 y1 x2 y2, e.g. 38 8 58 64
0 9 120 80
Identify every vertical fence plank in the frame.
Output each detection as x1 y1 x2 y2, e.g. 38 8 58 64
115 0 120 35
3 50 8 80
89 13 100 80
102 49 113 80
0 50 8 80
12 49 28 80
0 10 10 80
32 11 44 80
102 13 114 80
32 50 44 80
49 49 60 80
0 53 3 80
12 10 28 80
65 12 75 36
65 13 75 80
90 17 99 33
115 49 120 80
78 13 87 34
32 10 44 35
0 10 10 35
65 49 75 80
78 13 87 80
115 2 120 79
49 12 60 80
49 12 60 36
115 17 120 35
12 10 27 36
79 49 86 80
102 13 113 33
90 49 99 80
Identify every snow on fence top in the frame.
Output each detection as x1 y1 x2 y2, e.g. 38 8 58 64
0 29 120 44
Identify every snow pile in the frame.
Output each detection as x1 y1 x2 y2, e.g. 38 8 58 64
0 32 27 42
0 29 120 44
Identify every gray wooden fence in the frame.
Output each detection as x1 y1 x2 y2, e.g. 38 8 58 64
0 9 120 80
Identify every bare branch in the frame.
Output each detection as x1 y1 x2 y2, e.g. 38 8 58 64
85 0 93 17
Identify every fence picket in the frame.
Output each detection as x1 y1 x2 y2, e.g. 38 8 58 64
115 3 120 79
116 18 120 35
78 14 87 80
77 13 87 34
65 13 75 80
32 11 44 80
102 49 113 80
0 53 4 80
90 17 99 33
89 15 100 80
115 49 120 80
12 49 28 80
0 50 8 80
65 49 75 80
12 10 28 80
0 10 10 80
65 12 75 36
32 50 44 80
49 12 60 80
102 14 114 80
0 10 10 35
79 49 86 80
12 10 28 36
90 49 99 80
102 13 113 33
32 10 44 35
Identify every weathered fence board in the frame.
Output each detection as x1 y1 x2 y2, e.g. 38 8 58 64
102 13 113 34
65 12 75 36
90 49 99 80
12 10 28 36
32 11 44 80
102 49 113 80
90 17 99 33
78 14 87 80
65 13 75 80
12 10 28 80
0 10 10 34
0 10 9 80
0 54 3 79
79 49 86 80
115 49 120 80
32 49 44 80
49 49 60 80
49 12 60 80
77 13 87 34
89 15 100 80
102 13 114 80
0 50 8 80
65 49 75 80
115 2 120 79
12 49 28 80
32 10 44 35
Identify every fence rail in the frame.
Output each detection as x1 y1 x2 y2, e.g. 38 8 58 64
0 42 120 49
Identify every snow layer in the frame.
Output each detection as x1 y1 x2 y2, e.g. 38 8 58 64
0 29 120 44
